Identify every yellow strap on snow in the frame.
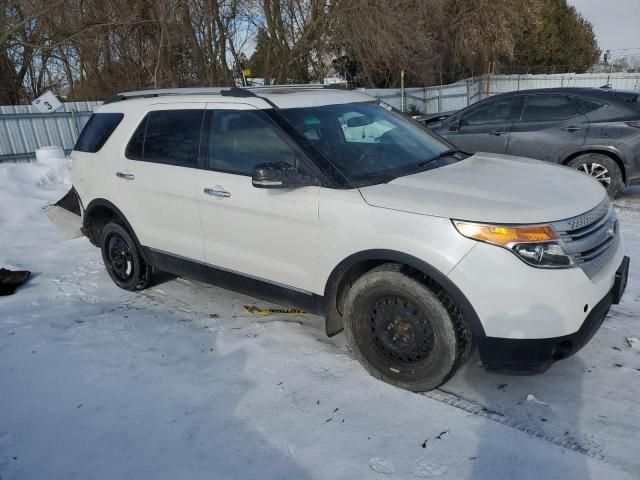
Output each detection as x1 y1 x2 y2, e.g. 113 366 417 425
243 305 308 316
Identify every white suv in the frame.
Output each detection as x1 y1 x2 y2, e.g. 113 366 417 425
49 86 630 392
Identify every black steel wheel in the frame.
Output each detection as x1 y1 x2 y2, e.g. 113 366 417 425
568 153 623 198
100 222 152 291
367 295 436 365
343 264 471 392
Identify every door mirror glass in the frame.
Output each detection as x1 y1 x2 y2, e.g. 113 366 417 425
252 162 318 189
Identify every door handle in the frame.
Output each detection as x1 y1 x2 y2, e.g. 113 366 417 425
116 171 135 180
561 126 582 132
488 130 508 136
203 187 231 198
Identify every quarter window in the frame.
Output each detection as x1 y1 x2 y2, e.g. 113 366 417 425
208 110 297 175
521 95 578 122
74 113 123 153
461 97 519 126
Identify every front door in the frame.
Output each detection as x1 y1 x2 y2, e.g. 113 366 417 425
444 95 523 154
195 105 319 292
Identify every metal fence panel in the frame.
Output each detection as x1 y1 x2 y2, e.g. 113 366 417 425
487 73 640 96
360 73 640 117
0 101 101 161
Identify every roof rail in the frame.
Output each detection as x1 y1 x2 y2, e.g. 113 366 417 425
248 83 347 90
104 83 348 104
105 87 231 104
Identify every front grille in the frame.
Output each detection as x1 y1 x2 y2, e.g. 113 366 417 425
552 198 620 278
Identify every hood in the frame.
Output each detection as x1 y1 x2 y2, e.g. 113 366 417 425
359 153 607 224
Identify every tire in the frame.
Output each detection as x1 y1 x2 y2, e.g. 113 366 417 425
343 264 472 392
100 222 152 291
568 153 623 198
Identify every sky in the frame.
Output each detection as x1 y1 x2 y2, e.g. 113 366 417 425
568 0 640 60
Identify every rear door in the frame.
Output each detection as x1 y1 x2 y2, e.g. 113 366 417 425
195 104 319 292
507 94 588 162
114 104 206 261
443 96 522 154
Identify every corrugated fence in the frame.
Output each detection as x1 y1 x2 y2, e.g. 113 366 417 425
360 73 640 115
0 101 101 162
1 72 639 162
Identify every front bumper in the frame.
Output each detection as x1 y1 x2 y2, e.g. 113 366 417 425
477 256 629 373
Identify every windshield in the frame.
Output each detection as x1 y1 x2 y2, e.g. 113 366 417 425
278 101 459 185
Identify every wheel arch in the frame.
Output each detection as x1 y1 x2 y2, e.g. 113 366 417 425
322 249 485 338
562 148 628 185
83 199 145 254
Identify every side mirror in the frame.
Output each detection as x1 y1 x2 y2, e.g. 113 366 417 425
449 118 461 131
252 162 319 189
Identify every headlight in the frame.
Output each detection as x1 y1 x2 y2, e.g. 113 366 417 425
453 221 575 269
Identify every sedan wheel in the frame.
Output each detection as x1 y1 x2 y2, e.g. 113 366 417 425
578 162 611 189
568 153 623 198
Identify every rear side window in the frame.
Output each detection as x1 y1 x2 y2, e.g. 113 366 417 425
571 97 605 114
208 110 296 175
521 95 578 122
74 113 123 153
461 97 520 126
125 110 205 167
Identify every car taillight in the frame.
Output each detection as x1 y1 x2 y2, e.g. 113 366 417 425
625 120 640 128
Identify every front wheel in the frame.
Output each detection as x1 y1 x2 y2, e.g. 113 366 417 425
343 264 471 392
100 222 152 291
568 153 623 198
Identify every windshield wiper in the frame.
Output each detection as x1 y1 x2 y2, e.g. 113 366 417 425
417 149 468 167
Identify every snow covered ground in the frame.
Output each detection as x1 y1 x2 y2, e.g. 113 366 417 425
1 158 639 480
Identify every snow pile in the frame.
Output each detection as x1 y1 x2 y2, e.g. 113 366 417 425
0 153 70 224
7 153 70 189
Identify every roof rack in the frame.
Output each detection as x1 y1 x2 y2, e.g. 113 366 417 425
104 84 347 104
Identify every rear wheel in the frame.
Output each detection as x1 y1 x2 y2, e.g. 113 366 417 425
100 222 152 291
343 264 471 392
568 153 623 198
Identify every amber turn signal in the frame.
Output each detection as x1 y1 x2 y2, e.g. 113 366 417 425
454 222 558 246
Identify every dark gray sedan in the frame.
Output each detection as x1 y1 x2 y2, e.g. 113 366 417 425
425 87 640 197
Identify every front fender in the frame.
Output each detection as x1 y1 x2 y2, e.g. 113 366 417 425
322 248 485 338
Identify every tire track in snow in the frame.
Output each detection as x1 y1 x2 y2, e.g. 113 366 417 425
130 283 609 462
422 389 605 460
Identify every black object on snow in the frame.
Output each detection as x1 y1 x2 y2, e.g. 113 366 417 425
0 268 31 296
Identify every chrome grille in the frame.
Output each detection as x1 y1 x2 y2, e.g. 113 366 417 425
552 199 620 278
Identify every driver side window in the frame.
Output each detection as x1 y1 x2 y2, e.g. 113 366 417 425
461 97 520 126
208 110 297 175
